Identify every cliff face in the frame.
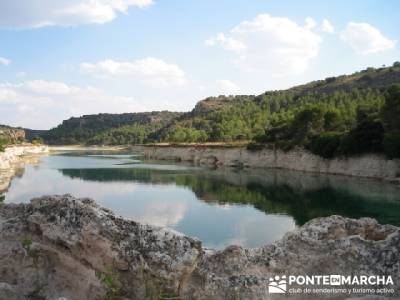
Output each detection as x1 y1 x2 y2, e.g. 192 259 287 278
0 127 25 142
0 145 49 192
138 146 400 180
0 195 398 300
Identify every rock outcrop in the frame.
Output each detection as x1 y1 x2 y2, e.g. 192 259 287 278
136 145 400 181
0 195 398 300
0 127 25 142
0 145 49 192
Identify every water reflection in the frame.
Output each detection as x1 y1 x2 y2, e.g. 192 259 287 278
59 167 400 226
4 152 400 249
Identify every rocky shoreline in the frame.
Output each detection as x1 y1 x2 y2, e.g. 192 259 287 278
135 145 400 182
0 195 398 300
0 145 49 193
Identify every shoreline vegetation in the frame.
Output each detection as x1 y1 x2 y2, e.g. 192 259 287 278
33 63 400 161
0 141 398 184
1 63 400 182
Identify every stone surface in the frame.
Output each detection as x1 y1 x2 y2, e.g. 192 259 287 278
0 145 48 193
0 195 398 299
0 127 25 143
136 145 400 181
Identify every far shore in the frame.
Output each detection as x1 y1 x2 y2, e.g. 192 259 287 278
48 145 130 151
47 142 250 151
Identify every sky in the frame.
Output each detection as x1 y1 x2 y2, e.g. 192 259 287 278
0 0 399 129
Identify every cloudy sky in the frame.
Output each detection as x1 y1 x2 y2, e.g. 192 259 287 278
0 0 399 129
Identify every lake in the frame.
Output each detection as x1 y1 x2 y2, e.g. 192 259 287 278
3 150 400 249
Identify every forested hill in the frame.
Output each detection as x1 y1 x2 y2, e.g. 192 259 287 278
157 63 400 144
42 111 182 145
39 62 400 158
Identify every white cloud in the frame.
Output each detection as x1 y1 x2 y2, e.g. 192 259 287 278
24 80 78 95
206 14 322 75
340 22 396 55
305 17 317 30
81 57 187 87
0 0 153 28
0 88 17 100
205 33 246 51
132 201 187 227
0 57 11 65
320 19 334 33
0 80 150 129
216 79 240 94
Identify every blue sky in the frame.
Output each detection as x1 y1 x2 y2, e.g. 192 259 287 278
0 0 399 129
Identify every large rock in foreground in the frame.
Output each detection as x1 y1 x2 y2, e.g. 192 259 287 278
0 195 398 300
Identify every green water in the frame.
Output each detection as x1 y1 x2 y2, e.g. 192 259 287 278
3 151 400 249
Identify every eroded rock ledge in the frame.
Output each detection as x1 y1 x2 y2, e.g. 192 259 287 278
135 145 400 181
0 195 398 300
0 145 49 193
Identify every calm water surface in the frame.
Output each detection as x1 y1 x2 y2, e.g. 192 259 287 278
3 151 400 249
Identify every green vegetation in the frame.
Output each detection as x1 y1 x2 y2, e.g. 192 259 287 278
31 137 44 145
21 236 33 253
382 84 400 158
95 267 121 300
59 167 400 226
42 111 182 145
165 126 208 143
0 138 9 152
21 236 38 263
157 63 400 147
0 125 25 149
27 62 400 159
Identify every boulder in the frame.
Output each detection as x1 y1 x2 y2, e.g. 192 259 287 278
0 195 398 300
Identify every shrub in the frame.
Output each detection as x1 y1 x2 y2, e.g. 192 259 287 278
307 132 342 158
383 133 400 159
338 119 384 156
31 137 44 145
325 77 336 83
246 142 265 151
0 138 10 152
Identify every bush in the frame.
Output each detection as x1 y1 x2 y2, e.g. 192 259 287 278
0 138 10 152
307 132 342 158
325 77 336 83
246 142 265 151
31 137 44 145
383 133 400 159
338 119 384 156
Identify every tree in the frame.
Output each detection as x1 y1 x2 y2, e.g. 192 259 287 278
382 84 400 133
338 118 384 155
382 84 400 158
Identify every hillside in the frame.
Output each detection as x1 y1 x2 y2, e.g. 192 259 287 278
0 125 25 142
38 62 400 158
0 125 26 151
156 63 400 143
42 111 182 145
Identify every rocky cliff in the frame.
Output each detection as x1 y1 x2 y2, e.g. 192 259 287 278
0 195 398 300
137 145 400 181
0 145 49 192
0 126 25 142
